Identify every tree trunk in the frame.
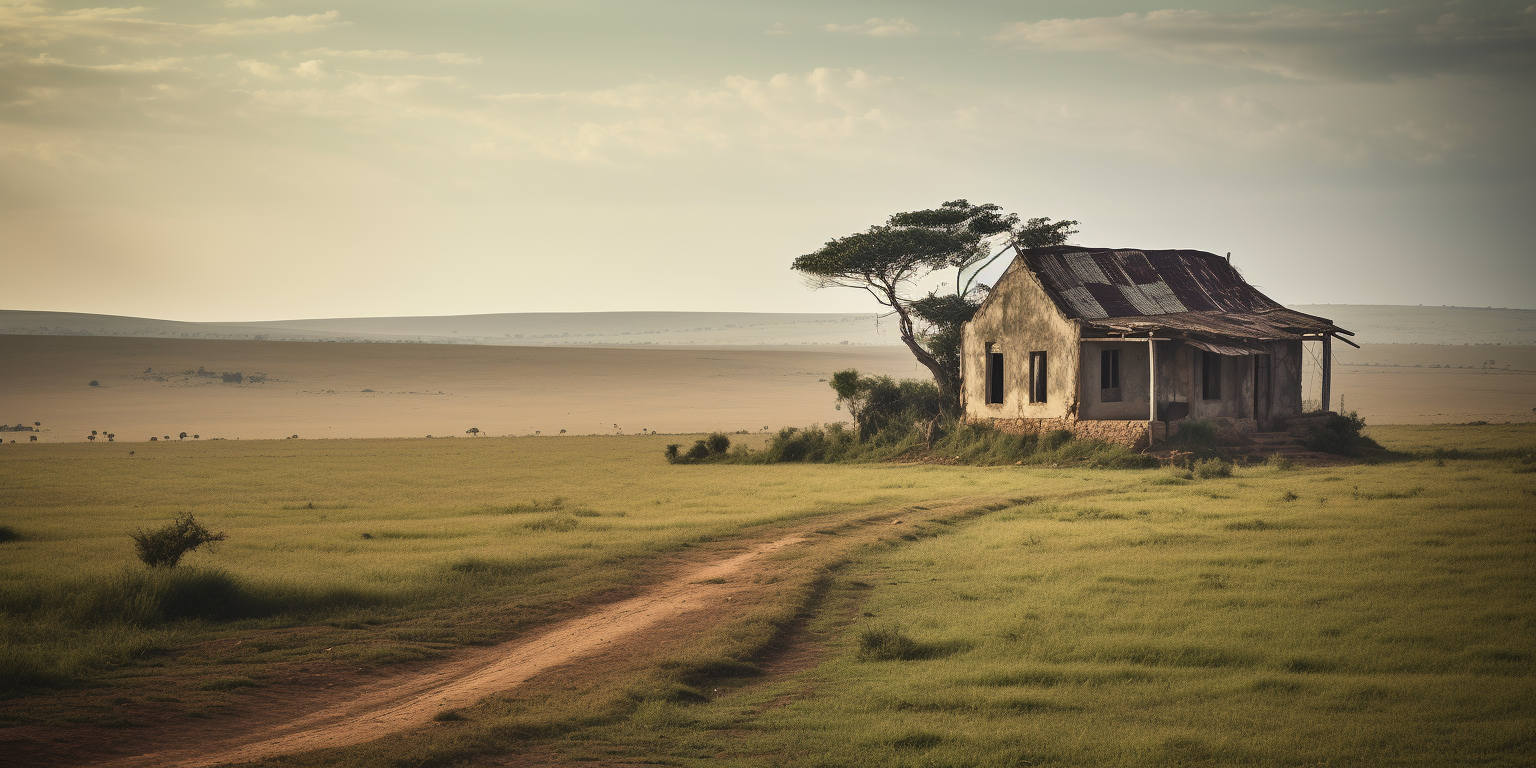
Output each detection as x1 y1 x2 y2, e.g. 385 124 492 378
882 285 959 412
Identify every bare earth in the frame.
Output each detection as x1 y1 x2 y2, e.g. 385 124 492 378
3 336 1533 445
0 335 924 441
103 532 810 768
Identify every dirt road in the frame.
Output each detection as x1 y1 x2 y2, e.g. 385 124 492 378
105 534 808 768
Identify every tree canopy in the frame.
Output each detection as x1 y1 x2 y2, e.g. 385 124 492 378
792 201 1076 409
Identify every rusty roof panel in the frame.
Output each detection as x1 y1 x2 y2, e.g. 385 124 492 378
1018 246 1347 341
1119 251 1163 285
1084 282 1139 317
1078 309 1340 341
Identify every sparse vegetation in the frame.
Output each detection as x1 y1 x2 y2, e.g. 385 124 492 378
1303 410 1382 456
1164 418 1221 455
665 432 735 464
1 425 1532 767
1191 457 1233 479
130 513 227 568
666 371 1154 468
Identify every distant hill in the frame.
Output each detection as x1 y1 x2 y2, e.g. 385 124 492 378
2 305 1531 348
0 310 897 347
1288 305 1536 346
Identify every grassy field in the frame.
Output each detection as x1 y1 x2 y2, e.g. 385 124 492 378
1 425 1533 766
544 425 1536 767
0 433 1030 697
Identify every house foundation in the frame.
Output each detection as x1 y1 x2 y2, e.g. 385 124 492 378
984 417 1153 450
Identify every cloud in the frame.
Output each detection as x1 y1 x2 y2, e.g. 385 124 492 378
237 58 284 79
824 18 917 37
304 48 481 65
199 11 342 37
996 5 1536 81
472 68 904 162
0 4 344 47
291 59 325 79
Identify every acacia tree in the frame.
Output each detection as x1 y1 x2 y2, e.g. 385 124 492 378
793 201 1076 408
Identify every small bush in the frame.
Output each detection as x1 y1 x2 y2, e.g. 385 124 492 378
1168 419 1219 450
830 370 942 440
1303 411 1381 457
0 525 19 543
130 514 226 568
666 432 735 464
1192 458 1233 479
857 626 965 661
859 627 926 661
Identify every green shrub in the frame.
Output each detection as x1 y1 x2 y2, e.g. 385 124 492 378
665 432 736 464
858 627 927 661
1167 419 1219 451
857 626 966 661
1304 411 1380 457
759 424 860 463
1192 458 1233 479
830 370 942 440
130 514 226 568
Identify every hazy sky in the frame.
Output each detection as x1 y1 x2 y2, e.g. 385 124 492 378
2 1 1533 321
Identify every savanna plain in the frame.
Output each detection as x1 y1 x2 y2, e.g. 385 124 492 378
1 424 1533 767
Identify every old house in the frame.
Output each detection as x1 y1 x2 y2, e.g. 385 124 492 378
960 246 1353 446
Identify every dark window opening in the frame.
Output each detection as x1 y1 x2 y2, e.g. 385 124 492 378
1201 351 1222 400
1029 351 1048 403
986 345 1004 405
1101 349 1121 389
1100 348 1122 402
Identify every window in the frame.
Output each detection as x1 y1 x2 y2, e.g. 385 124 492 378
1201 351 1222 400
1101 349 1121 389
1029 351 1048 403
985 344 1004 405
1100 349 1122 402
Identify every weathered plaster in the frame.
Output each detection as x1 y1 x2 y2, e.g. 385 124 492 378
1186 346 1254 421
1269 340 1304 418
1079 340 1151 420
962 260 1081 420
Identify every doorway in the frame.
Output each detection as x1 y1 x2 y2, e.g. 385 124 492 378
1254 354 1273 429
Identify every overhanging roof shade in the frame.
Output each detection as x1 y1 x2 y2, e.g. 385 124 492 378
1019 247 1349 343
1186 339 1267 356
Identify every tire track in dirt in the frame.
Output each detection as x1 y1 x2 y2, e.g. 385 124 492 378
105 533 808 768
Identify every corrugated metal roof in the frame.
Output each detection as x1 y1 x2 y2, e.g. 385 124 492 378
1019 246 1347 342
